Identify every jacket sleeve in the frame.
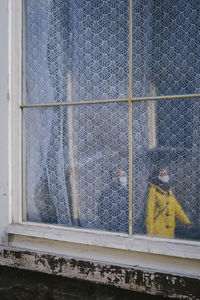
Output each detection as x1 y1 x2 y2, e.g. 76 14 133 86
172 192 191 225
146 185 156 235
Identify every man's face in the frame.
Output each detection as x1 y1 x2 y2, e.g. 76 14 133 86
116 169 126 177
115 169 127 187
158 168 170 183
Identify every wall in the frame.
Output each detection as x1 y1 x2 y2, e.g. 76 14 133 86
0 246 199 299
0 265 171 300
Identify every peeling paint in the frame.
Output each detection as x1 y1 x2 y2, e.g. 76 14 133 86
0 246 199 299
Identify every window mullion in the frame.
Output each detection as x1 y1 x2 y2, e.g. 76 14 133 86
128 0 133 236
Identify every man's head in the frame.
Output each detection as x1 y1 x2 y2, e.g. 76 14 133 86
158 167 169 183
113 168 127 187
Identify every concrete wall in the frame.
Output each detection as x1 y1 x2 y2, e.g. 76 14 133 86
0 265 170 300
0 246 199 299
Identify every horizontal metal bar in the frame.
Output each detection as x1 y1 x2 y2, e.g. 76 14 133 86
132 93 200 102
20 99 129 108
20 94 200 108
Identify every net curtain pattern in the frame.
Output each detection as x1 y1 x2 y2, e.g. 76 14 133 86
25 0 129 231
132 0 200 238
25 0 200 239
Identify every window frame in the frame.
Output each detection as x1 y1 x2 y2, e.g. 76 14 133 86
6 0 200 266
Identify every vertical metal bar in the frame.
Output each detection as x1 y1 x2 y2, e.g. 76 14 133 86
22 0 27 222
129 0 132 101
128 102 133 237
128 0 133 236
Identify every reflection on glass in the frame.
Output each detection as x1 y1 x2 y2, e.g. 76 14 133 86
146 166 191 238
24 104 129 233
132 0 200 97
133 98 200 241
24 0 200 240
24 0 129 104
97 168 129 233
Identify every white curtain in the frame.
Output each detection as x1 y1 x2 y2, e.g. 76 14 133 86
25 0 129 231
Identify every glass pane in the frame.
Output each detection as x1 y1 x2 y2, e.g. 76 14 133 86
24 0 129 104
132 97 200 241
24 103 129 233
132 0 200 97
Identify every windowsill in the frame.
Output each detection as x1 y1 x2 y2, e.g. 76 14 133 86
7 222 200 260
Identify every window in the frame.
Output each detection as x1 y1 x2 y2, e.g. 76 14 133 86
22 0 200 242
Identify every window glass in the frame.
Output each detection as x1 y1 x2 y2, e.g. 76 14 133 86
132 0 200 97
24 0 200 240
24 104 129 232
24 0 129 104
133 98 200 241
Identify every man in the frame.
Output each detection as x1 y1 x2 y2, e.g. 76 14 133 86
146 167 191 238
97 168 129 233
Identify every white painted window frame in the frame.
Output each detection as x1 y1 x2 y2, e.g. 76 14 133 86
4 0 200 274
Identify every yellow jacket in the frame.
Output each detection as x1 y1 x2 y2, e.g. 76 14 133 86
146 183 191 238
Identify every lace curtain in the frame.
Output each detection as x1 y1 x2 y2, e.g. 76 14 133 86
25 0 200 239
132 0 200 238
25 0 129 231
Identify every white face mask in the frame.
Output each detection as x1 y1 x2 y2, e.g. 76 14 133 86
158 175 169 183
119 176 127 187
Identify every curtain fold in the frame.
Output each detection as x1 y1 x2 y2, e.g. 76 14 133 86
25 0 200 239
25 0 129 232
26 0 72 225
